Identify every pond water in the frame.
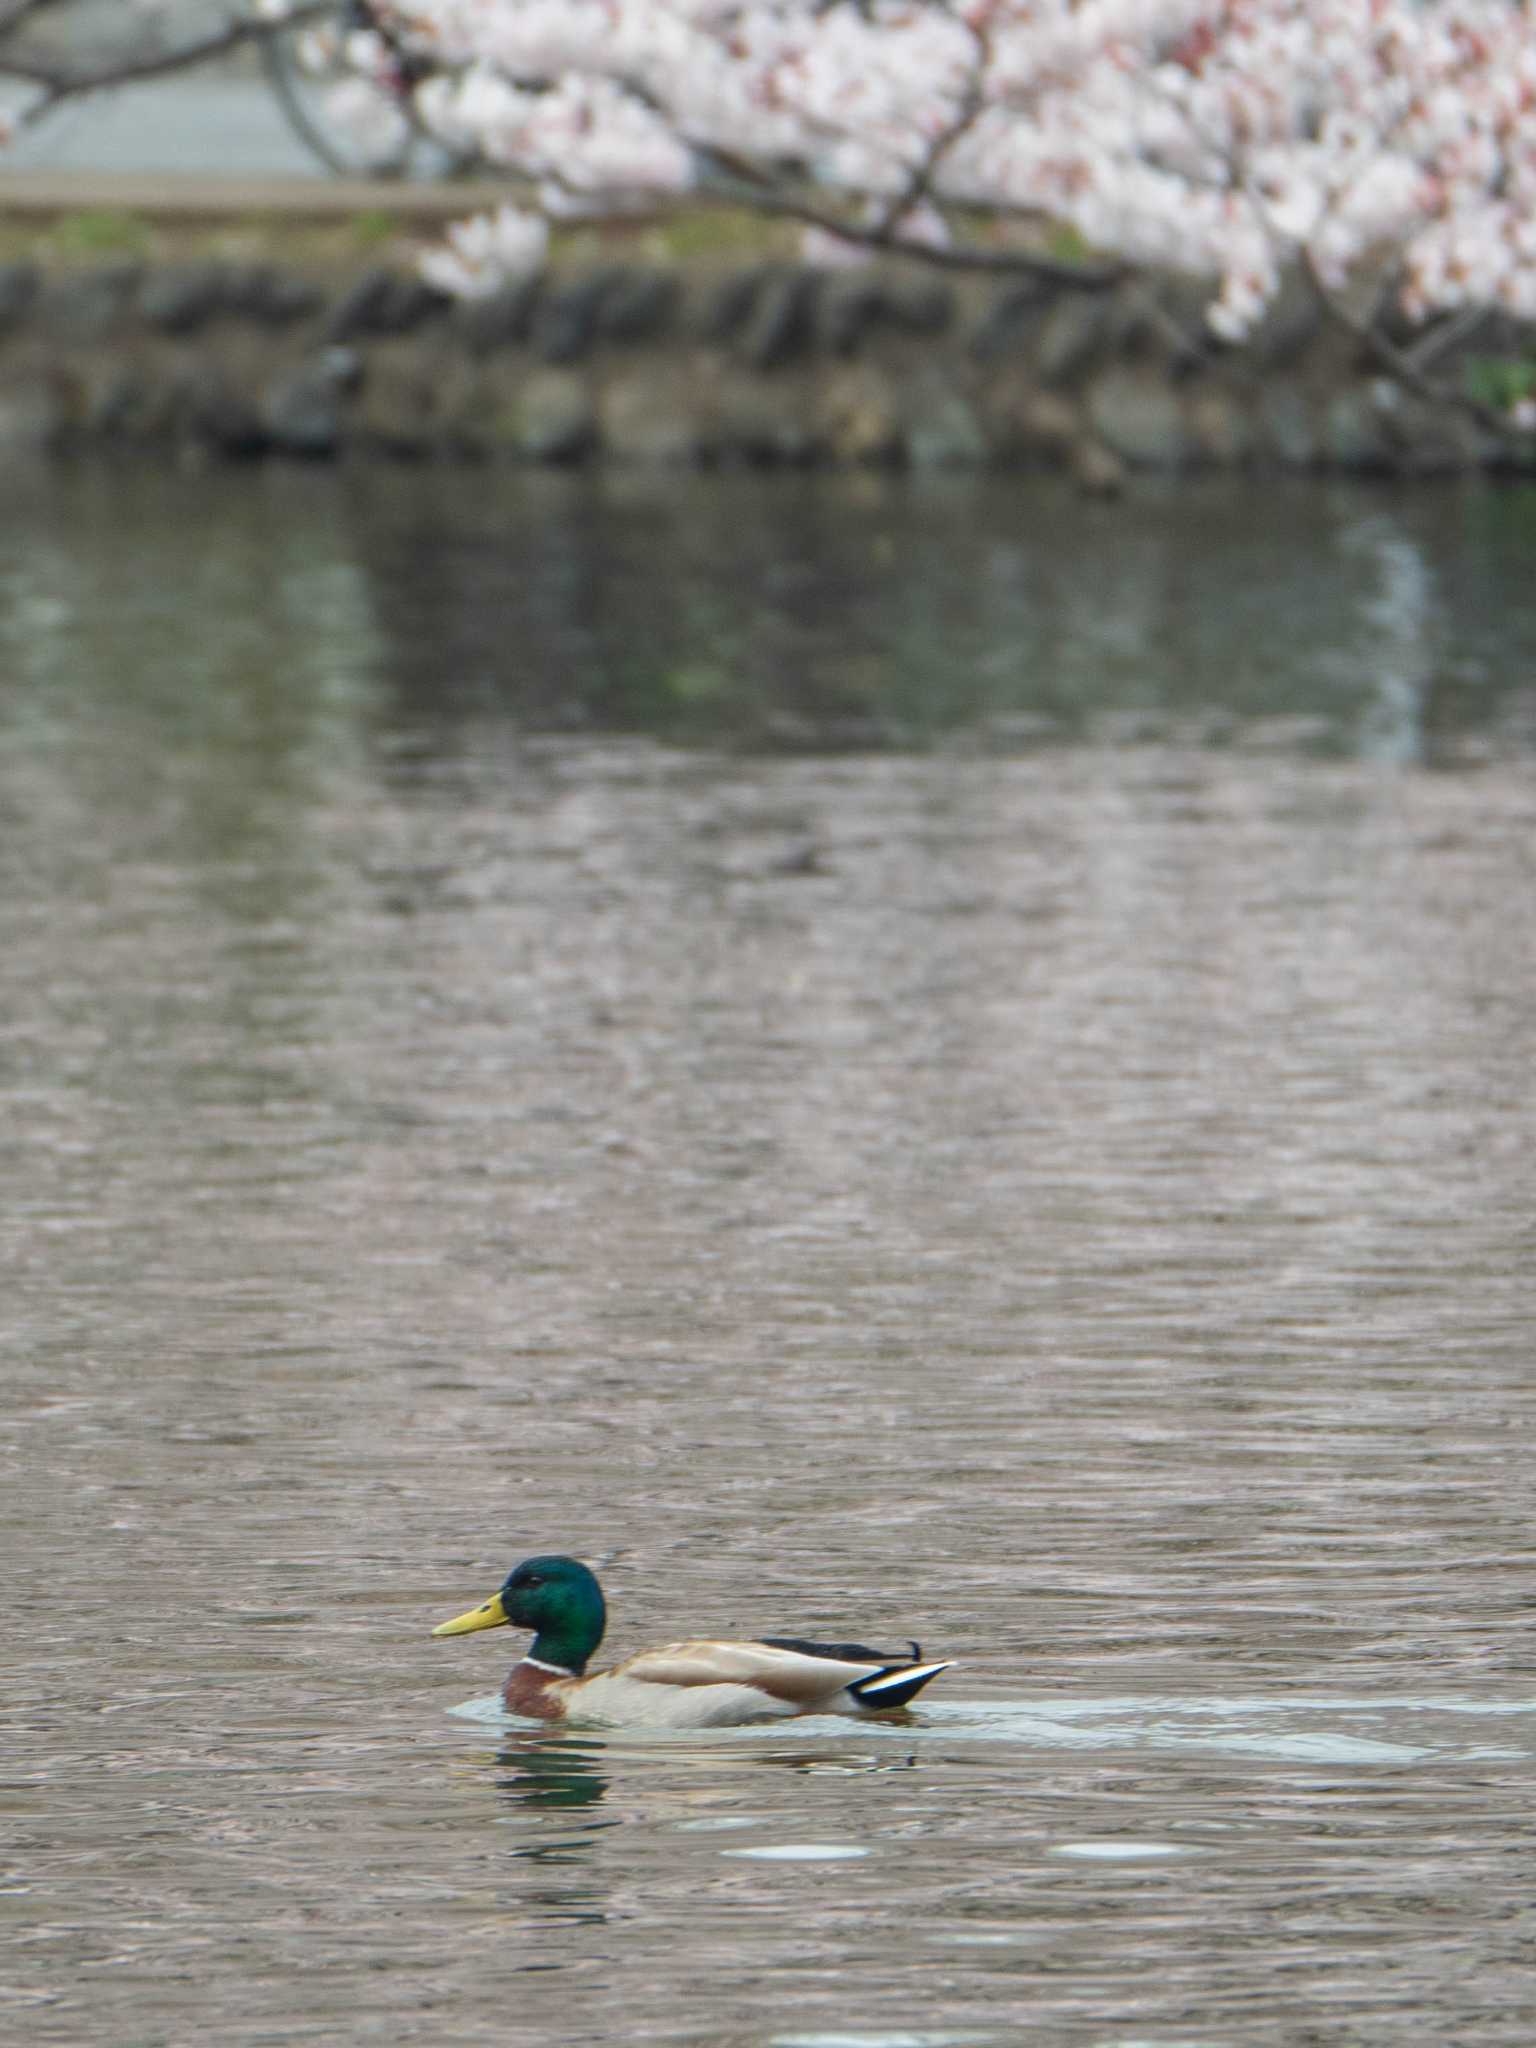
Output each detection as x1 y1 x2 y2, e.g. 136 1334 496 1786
5 467 1536 2046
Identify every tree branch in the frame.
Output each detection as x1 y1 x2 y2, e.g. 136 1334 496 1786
687 156 1125 291
0 0 62 36
0 2 338 126
865 10 991 242
1302 249 1523 445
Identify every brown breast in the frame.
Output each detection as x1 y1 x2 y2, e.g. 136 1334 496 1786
501 1661 566 1720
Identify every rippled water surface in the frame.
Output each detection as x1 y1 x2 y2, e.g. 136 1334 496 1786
5 468 1536 2045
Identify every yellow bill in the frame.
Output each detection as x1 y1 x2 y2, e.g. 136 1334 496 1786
432 1591 509 1637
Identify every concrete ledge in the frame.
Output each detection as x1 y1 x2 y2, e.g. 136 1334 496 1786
0 170 516 221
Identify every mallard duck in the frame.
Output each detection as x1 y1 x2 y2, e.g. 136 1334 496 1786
432 1554 953 1728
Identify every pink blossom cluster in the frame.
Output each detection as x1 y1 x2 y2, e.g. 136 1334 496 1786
324 2 1536 335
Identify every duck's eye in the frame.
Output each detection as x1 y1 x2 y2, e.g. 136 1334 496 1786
522 1574 542 1588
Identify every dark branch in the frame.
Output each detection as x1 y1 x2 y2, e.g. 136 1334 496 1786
525 108 1122 290
867 11 991 242
0 2 338 125
690 162 1126 291
1302 250 1522 445
255 18 363 179
0 0 58 34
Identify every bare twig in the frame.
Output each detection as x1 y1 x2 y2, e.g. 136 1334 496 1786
1301 248 1519 443
866 10 992 242
256 23 368 178
0 2 338 125
0 0 62 35
690 157 1124 290
1404 304 1492 376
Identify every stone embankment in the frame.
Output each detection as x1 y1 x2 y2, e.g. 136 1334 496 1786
0 251 1524 481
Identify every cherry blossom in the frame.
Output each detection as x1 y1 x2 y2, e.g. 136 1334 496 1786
3 1 1533 363
307 0 1536 345
417 201 550 296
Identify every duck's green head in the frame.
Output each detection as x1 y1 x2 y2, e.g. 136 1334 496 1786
432 1554 606 1674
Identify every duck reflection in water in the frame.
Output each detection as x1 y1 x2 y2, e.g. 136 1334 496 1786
490 1733 615 1909
495 1729 611 1812
494 1724 917 1806
482 1726 919 1923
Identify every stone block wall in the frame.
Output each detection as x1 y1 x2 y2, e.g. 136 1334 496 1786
0 253 1524 481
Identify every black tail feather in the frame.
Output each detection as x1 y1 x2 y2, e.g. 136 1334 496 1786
847 1660 951 1711
762 1635 921 1664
